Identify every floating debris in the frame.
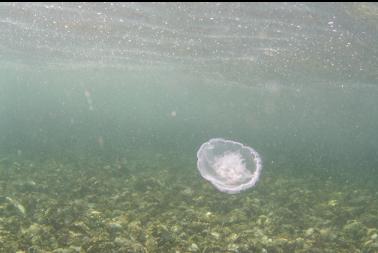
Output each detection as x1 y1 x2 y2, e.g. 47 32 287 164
5 196 26 216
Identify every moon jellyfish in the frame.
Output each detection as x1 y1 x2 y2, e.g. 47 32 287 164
197 138 262 194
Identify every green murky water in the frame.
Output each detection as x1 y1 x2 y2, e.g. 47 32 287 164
0 3 377 252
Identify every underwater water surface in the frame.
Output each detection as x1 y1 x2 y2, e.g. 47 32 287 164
0 2 378 252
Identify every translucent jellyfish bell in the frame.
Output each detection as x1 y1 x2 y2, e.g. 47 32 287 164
197 138 262 194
